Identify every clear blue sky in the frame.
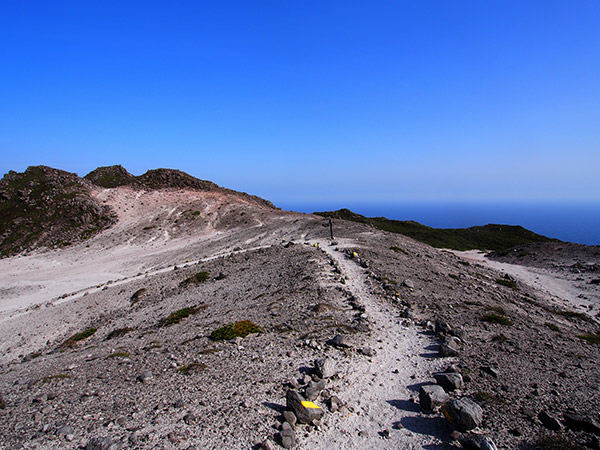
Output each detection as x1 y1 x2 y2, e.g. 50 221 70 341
1 1 599 205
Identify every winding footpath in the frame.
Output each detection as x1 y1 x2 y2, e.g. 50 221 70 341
298 239 450 450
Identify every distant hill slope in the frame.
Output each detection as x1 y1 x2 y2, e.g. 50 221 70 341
0 165 278 257
84 165 276 209
0 166 115 257
316 208 556 252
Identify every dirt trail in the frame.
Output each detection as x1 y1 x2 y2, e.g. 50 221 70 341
298 238 450 449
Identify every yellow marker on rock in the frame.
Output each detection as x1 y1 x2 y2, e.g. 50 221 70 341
301 401 321 409
353 251 358 258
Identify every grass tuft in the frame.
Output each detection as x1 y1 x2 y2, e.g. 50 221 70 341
130 288 147 304
182 271 210 285
177 362 207 374
62 327 97 347
210 320 262 341
163 305 207 326
390 246 409 256
491 334 508 343
107 351 130 358
544 322 560 332
577 330 600 345
530 435 586 450
495 278 518 290
481 313 513 326
106 327 135 340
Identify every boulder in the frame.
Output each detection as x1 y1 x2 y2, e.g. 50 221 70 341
458 433 499 450
564 412 600 434
439 336 461 357
434 372 464 391
419 384 450 411
279 422 297 449
538 411 562 431
314 358 336 379
327 334 352 348
286 390 324 424
441 398 483 431
304 380 326 401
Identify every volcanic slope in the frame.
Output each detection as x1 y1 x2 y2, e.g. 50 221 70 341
0 172 599 450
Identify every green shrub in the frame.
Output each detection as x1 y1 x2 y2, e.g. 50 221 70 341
210 320 262 341
106 327 135 340
163 305 207 326
182 271 210 285
578 330 600 345
107 351 130 358
390 246 409 256
142 226 154 231
495 278 518 290
177 362 207 374
491 334 508 343
192 210 201 216
481 313 512 326
554 309 595 324
448 273 459 280
0 393 5 409
63 327 97 347
545 322 560 332
458 260 471 266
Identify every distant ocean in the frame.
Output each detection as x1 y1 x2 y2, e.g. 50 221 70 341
278 201 600 246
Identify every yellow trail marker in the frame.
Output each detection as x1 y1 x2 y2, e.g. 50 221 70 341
301 401 321 409
314 243 318 247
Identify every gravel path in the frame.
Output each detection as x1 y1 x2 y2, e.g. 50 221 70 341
298 239 450 449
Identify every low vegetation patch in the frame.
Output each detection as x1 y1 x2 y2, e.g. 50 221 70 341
553 309 595 324
42 374 71 383
106 327 135 340
182 271 210 285
107 351 130 358
177 362 207 374
0 393 5 409
210 320 262 341
577 330 600 345
62 327 97 347
390 246 409 256
458 260 471 266
448 273 459 280
130 288 147 304
481 313 513 326
495 278 518 290
163 305 207 326
545 322 560 332
473 391 505 405
491 334 508 343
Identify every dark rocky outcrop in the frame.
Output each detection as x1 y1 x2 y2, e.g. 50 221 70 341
0 166 115 257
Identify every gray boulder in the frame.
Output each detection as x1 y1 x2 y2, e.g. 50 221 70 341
327 334 352 348
314 358 336 379
441 398 483 431
439 336 461 357
305 380 326 401
286 390 324 424
458 433 499 450
279 422 297 449
564 412 600 434
434 372 464 391
538 411 562 431
419 384 450 411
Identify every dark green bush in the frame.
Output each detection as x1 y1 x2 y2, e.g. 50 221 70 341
177 362 207 374
210 320 261 341
544 322 560 332
578 330 600 345
63 327 97 347
163 305 207 326
481 313 512 326
182 271 210 285
495 278 517 290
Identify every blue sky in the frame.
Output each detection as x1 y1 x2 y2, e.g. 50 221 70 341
1 1 599 205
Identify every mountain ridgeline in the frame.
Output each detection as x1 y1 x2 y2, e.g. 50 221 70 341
0 165 276 257
316 208 556 252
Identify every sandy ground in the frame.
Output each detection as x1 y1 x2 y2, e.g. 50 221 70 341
453 250 600 315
